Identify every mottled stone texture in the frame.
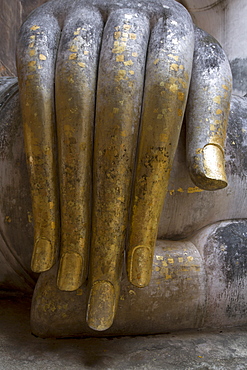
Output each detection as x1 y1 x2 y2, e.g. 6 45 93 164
0 0 48 76
20 0 49 21
0 1 22 76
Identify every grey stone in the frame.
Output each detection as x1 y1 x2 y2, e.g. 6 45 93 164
0 296 247 369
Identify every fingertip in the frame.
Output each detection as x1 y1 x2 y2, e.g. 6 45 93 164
128 245 152 288
31 237 55 273
190 144 228 191
86 281 116 331
57 252 84 291
202 144 228 189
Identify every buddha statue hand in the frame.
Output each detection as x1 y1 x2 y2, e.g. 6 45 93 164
16 0 232 330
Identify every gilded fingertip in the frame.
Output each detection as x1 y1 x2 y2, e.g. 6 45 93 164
86 281 116 331
203 144 227 189
57 252 83 291
129 245 152 287
31 237 54 272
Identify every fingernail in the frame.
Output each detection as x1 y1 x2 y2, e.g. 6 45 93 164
129 245 152 287
57 252 83 291
31 237 54 272
86 281 116 331
203 144 227 189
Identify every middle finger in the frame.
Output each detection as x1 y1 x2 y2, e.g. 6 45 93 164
87 8 150 331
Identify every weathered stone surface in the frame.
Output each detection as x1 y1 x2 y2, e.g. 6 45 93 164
0 1 22 76
0 0 48 76
0 296 247 369
201 221 247 328
21 0 49 22
30 240 206 337
30 220 247 338
0 77 36 293
230 58 247 96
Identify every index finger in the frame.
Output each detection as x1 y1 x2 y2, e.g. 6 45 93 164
127 2 194 288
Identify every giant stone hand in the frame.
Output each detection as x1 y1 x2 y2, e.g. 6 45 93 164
16 0 232 330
